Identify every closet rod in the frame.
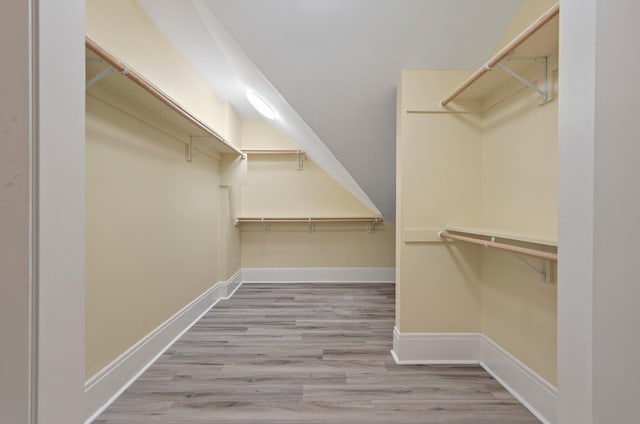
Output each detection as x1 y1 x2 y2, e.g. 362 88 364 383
439 2 559 107
85 37 243 156
236 217 384 224
439 231 557 261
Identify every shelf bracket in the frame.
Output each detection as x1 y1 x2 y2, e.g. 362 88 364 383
187 136 216 162
481 235 550 281
86 65 114 89
494 56 548 103
262 218 270 234
296 150 304 171
308 218 315 234
368 222 376 233
513 253 551 282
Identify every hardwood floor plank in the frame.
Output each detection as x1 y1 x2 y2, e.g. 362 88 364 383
95 283 539 423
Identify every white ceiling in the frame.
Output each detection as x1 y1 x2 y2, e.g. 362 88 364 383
138 0 522 220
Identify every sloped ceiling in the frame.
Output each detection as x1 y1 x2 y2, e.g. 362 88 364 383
138 0 522 220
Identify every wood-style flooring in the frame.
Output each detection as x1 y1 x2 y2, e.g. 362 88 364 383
95 283 539 423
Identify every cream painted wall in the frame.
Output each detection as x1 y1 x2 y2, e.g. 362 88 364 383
396 1 559 384
86 95 226 377
85 0 243 379
479 58 559 386
239 118 394 268
241 222 395 268
396 70 483 332
240 119 378 218
240 118 297 150
86 0 226 135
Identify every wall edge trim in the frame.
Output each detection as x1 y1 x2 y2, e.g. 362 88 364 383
84 270 243 423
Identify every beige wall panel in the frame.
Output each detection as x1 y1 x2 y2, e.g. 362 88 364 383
219 185 241 279
481 248 558 385
241 157 377 218
400 113 482 228
399 244 481 332
241 222 395 268
481 67 558 240
85 96 223 377
479 47 559 385
85 0 227 139
241 119 297 150
396 70 483 333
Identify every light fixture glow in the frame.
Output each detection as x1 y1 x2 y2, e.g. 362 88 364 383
246 89 276 120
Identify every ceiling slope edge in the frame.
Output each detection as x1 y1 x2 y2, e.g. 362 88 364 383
137 0 383 218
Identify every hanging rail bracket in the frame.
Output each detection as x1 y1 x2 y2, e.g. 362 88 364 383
495 56 548 103
297 150 304 171
86 65 114 89
513 252 551 282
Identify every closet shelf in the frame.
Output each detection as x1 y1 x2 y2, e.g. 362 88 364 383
439 3 559 107
445 227 557 247
242 149 305 155
242 149 306 170
236 217 384 224
85 37 242 157
236 217 384 233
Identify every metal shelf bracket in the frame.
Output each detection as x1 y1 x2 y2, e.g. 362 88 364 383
494 56 549 103
296 150 304 171
484 235 551 281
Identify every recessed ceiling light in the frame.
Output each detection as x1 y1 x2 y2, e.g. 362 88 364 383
246 89 276 120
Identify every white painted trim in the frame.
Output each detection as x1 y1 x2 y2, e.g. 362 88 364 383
241 267 395 283
390 327 481 364
84 271 242 423
390 327 557 423
480 335 557 424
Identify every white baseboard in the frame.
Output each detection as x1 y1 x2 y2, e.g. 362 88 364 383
390 327 481 364
480 336 557 424
241 267 395 283
391 327 557 424
84 271 243 424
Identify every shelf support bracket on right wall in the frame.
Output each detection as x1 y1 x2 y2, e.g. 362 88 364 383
494 56 548 103
513 253 551 282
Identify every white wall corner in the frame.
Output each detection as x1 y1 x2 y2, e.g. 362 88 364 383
83 271 243 423
390 327 481 364
480 335 557 424
241 267 395 283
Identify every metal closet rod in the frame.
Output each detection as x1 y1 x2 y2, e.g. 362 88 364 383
439 2 559 107
439 231 558 261
236 217 384 224
85 37 243 156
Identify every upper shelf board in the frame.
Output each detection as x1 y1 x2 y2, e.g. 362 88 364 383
452 14 559 102
85 46 241 156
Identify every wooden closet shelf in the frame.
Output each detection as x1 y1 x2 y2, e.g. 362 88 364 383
439 3 559 106
242 149 305 155
236 217 384 225
85 37 242 156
